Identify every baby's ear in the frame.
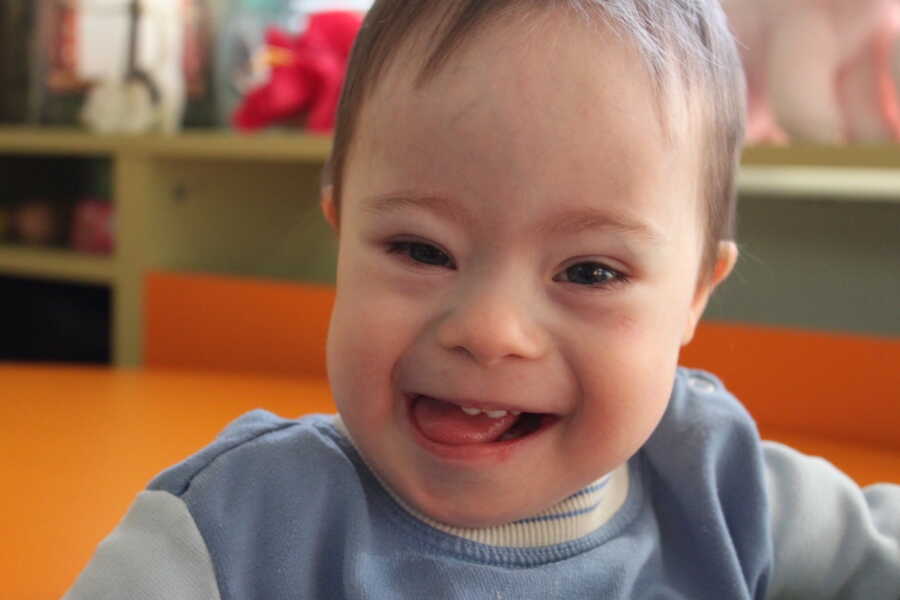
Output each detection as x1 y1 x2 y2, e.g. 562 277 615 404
321 185 339 233
682 241 738 345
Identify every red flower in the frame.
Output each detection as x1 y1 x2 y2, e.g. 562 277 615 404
234 11 363 133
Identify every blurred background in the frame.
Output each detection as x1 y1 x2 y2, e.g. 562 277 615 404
0 0 897 368
0 0 374 364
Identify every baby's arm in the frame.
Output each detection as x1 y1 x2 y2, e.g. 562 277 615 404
764 441 900 599
63 491 220 600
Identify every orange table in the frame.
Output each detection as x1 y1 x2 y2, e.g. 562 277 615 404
3 364 898 599
0 364 334 600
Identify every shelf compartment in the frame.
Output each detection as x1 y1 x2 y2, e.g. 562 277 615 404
0 245 114 284
0 274 111 364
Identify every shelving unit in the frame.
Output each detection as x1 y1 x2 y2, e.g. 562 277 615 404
1 128 898 365
0 127 334 366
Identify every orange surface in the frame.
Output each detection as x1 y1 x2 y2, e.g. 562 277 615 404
682 320 900 450
2 362 898 599
0 364 333 600
144 272 335 378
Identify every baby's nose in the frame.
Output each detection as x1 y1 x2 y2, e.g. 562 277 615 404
435 284 548 367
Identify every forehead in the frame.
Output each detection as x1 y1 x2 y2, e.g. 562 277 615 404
345 9 701 235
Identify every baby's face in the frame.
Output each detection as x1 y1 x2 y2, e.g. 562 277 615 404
326 13 724 527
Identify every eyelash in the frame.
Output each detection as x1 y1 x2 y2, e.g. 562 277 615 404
387 240 457 269
386 240 628 289
553 262 628 289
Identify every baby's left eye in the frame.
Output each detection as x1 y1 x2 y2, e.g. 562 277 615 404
554 262 624 287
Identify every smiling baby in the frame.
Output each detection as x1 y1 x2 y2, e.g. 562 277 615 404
65 2 900 599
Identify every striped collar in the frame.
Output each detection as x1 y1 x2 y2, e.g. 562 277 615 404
331 415 630 548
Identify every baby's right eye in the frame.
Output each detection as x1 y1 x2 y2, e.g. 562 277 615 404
387 241 456 269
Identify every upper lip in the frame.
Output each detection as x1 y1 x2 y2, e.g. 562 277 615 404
408 392 553 415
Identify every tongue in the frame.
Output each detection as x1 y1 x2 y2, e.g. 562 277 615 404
413 396 520 446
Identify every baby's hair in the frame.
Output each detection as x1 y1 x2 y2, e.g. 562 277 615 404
324 0 746 275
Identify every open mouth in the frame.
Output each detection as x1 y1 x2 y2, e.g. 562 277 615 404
409 394 558 447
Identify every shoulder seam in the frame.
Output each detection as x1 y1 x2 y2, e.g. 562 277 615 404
172 419 300 497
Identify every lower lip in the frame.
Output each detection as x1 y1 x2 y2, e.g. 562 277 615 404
405 395 559 463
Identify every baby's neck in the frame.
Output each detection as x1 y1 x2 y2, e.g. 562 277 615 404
331 415 630 547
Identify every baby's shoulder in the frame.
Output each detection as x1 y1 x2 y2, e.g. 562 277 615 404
668 366 755 431
148 410 352 499
643 367 766 487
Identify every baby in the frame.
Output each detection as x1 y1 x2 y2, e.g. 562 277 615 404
66 1 900 598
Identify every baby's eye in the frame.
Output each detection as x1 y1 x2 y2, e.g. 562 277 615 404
388 241 455 268
555 262 624 287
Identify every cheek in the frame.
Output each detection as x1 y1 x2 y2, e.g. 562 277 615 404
327 294 404 388
327 298 399 431
633 262 701 345
327 246 432 404
577 309 681 402
567 347 676 471
561 295 686 455
569 286 690 363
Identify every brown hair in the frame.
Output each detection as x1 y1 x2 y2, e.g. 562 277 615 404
324 0 746 273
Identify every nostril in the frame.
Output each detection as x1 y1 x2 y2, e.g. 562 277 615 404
435 295 548 364
440 325 547 365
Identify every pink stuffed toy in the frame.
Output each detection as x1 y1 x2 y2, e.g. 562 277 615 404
233 11 363 133
723 0 900 144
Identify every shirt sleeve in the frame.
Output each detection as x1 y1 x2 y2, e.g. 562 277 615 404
763 440 900 599
62 490 221 600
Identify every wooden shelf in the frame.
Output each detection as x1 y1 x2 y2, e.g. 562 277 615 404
734 144 900 201
738 166 900 202
137 130 333 162
0 127 332 162
4 126 900 168
0 245 114 284
0 127 120 156
742 144 900 168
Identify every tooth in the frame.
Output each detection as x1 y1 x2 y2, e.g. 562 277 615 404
511 411 521 416
461 406 483 416
485 410 508 419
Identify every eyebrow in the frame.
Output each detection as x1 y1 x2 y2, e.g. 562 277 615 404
361 193 475 228
537 207 666 243
362 193 664 243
